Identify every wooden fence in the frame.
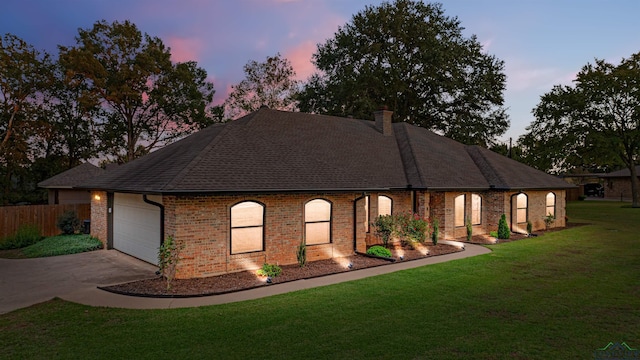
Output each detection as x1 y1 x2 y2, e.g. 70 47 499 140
0 204 91 238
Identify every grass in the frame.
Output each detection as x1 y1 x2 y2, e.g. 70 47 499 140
1 201 639 359
0 234 102 259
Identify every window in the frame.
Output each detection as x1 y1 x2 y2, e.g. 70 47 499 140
305 199 331 245
471 194 482 225
546 192 556 217
516 193 528 223
378 195 392 216
454 194 465 227
230 201 264 254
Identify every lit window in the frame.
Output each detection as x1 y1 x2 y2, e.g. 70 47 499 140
378 195 392 216
471 194 482 225
305 199 331 245
516 193 528 223
546 192 556 217
455 194 465 227
230 201 264 254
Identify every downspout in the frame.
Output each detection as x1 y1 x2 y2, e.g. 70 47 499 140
353 192 368 252
143 194 165 245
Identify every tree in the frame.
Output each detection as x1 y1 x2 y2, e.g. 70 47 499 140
60 20 219 163
224 53 299 120
524 52 640 207
297 0 508 146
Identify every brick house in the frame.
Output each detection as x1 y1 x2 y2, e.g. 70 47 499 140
602 165 640 201
82 108 570 278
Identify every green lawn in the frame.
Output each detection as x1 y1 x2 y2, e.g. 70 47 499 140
0 234 102 259
1 201 639 359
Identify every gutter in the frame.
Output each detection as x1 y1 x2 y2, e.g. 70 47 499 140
143 194 165 245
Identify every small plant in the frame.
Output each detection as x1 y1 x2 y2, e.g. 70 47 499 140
0 224 42 250
373 214 395 247
257 263 282 277
57 210 81 235
296 241 306 267
526 220 533 235
366 245 392 258
466 217 473 241
431 218 439 245
158 236 183 290
489 230 498 238
544 213 555 230
498 214 510 239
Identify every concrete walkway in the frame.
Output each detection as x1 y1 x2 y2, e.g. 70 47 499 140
1 244 491 313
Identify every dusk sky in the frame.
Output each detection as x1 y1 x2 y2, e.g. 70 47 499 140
3 0 640 142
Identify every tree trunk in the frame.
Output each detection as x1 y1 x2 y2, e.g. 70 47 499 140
629 164 640 208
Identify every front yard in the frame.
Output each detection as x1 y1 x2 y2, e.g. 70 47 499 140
1 201 639 359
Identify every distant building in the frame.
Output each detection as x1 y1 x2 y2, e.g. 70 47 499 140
38 163 104 205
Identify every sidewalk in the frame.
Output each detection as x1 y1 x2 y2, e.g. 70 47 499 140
61 243 491 310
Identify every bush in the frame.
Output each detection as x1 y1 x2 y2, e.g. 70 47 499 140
57 211 81 235
296 241 306 267
489 230 498 238
431 219 439 245
257 263 282 277
366 245 392 258
466 218 473 241
0 224 42 250
21 234 102 258
498 214 510 239
526 220 533 234
372 214 395 247
158 236 183 290
401 213 429 244
544 213 555 230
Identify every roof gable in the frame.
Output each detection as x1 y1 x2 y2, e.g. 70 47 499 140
38 163 104 189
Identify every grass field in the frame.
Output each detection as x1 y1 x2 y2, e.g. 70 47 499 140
1 201 638 359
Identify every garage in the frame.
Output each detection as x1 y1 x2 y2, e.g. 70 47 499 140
113 193 162 264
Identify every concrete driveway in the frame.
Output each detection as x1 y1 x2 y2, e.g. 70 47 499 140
0 250 157 314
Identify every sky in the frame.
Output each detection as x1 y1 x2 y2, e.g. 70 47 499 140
2 0 640 143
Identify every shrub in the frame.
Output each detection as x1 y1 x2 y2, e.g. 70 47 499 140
0 224 42 250
544 213 555 230
498 214 510 239
372 214 395 247
526 220 533 234
366 245 392 258
257 263 282 277
489 230 498 238
158 236 183 290
402 213 429 244
57 211 80 235
431 219 439 245
296 241 306 267
466 217 473 241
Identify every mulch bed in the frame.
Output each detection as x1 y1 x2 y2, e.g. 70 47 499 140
100 243 461 298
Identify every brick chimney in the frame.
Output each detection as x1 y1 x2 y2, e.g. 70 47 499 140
374 107 393 136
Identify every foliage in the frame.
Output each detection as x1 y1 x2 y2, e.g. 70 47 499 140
396 212 430 246
489 230 498 238
466 217 473 241
56 210 81 235
257 263 282 278
431 218 439 245
521 51 640 206
298 0 509 146
296 241 306 268
527 220 533 235
0 224 42 250
224 53 300 119
497 214 510 239
19 234 101 258
372 214 395 247
157 236 182 290
59 20 220 163
366 245 392 258
544 213 556 230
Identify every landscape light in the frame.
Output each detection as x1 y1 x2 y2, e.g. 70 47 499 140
348 263 353 269
266 277 272 284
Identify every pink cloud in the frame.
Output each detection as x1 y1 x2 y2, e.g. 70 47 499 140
165 36 204 63
284 41 317 81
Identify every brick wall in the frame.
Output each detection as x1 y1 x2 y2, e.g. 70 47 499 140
604 178 634 200
90 191 107 249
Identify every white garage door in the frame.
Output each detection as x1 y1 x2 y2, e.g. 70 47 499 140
113 193 162 264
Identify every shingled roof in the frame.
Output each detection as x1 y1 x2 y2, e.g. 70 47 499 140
600 165 640 178
80 108 570 194
38 162 104 189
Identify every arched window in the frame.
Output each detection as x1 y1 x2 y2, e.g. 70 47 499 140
378 195 392 216
230 201 264 254
305 199 332 245
471 194 482 225
454 194 465 227
516 193 528 223
546 192 556 217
